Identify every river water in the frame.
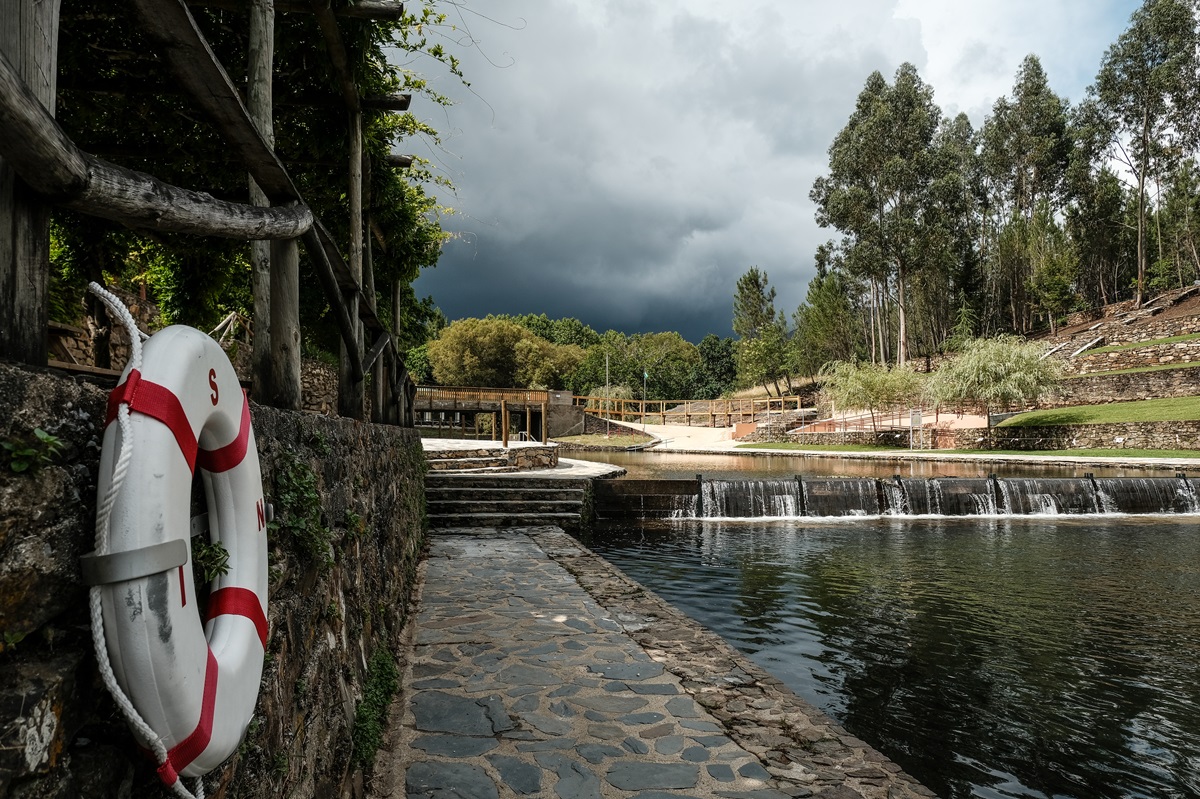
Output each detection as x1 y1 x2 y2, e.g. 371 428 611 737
577 454 1200 799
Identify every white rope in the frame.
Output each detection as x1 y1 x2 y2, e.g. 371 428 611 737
86 283 203 799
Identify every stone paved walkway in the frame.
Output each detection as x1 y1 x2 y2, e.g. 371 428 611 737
371 527 935 799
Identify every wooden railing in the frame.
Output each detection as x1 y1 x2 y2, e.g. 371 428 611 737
416 385 550 407
574 395 809 427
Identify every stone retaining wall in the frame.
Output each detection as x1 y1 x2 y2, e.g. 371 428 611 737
1065 340 1200 375
1046 365 1200 407
748 421 1200 452
0 363 426 798
988 420 1200 451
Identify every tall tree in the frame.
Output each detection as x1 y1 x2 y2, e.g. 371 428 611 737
1088 0 1199 306
811 63 942 365
978 56 1072 332
732 267 788 393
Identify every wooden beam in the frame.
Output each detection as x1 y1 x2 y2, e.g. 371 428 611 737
188 0 406 20
363 94 411 111
309 0 359 112
129 0 390 380
0 49 313 238
362 331 390 373
59 80 410 112
130 0 300 202
302 224 362 381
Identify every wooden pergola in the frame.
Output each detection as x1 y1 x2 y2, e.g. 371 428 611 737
0 0 419 425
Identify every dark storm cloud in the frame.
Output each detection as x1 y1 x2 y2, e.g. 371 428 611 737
410 0 1138 342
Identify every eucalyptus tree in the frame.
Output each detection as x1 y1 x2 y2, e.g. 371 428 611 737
811 63 942 366
1086 0 1199 306
977 56 1072 332
1153 160 1200 290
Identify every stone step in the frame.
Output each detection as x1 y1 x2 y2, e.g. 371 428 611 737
425 448 507 461
426 512 583 529
425 475 591 491
427 457 510 471
428 499 583 515
426 486 585 501
429 466 519 475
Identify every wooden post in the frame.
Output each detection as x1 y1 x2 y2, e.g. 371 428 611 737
0 0 60 364
247 0 272 398
500 400 509 448
338 110 364 418
541 401 548 443
247 0 301 409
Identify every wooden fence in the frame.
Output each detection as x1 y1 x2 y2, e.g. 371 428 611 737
573 395 809 427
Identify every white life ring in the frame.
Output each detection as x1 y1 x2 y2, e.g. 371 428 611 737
88 325 268 785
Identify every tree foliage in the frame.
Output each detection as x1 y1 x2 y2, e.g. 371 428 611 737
927 336 1062 418
51 0 461 347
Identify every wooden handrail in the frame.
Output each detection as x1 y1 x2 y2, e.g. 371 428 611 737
416 386 550 405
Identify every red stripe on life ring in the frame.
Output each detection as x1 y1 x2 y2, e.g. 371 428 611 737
106 370 199 472
196 392 250 474
158 647 218 785
206 586 269 648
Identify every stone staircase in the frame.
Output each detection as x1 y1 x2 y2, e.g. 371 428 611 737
425 474 590 530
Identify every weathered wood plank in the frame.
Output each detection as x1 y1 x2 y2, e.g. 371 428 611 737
130 0 299 202
301 224 363 381
309 0 359 111
0 48 311 238
189 0 406 20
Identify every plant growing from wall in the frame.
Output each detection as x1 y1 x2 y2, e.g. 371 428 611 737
2 428 63 472
191 537 230 584
352 647 399 767
271 454 332 568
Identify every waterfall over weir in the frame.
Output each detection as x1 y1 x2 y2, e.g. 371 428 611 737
593 475 1200 520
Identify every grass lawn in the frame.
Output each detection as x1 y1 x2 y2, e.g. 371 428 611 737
998 396 1200 426
950 447 1200 459
552 433 654 448
1087 332 1200 355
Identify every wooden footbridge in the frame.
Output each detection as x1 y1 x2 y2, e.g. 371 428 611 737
415 386 813 441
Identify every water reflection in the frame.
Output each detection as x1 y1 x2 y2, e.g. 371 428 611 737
587 516 1200 799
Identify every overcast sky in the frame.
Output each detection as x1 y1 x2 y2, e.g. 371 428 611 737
406 0 1140 342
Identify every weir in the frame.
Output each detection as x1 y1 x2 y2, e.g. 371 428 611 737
592 474 1200 519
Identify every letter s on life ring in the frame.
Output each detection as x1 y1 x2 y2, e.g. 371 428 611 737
93 326 268 783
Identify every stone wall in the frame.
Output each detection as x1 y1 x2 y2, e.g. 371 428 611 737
0 362 426 798
925 422 1200 451
988 420 1200 451
744 421 1200 452
1065 339 1200 375
1045 365 1200 407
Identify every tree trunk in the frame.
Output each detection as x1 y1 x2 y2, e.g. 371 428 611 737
0 0 59 365
896 259 908 366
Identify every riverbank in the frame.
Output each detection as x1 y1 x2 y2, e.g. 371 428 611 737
630 422 1200 473
373 525 936 799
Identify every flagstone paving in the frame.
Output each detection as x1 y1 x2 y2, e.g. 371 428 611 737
372 527 937 799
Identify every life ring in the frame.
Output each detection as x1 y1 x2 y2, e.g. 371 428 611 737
85 325 268 786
